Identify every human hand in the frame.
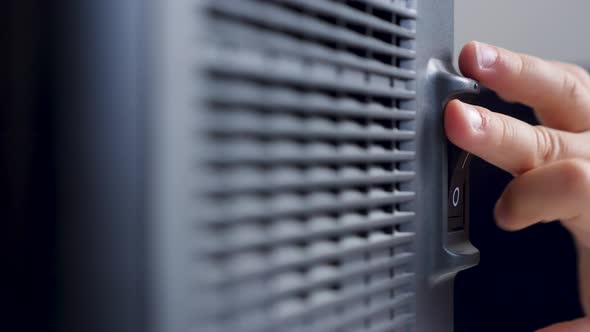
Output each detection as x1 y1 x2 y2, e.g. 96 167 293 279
444 41 590 331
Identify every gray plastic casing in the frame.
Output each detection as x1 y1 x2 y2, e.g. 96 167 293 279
56 0 480 331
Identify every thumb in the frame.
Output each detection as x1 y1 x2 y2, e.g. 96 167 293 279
536 317 590 332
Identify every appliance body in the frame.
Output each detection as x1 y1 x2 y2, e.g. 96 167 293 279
150 1 479 331
7 0 477 331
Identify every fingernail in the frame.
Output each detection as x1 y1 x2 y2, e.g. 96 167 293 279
461 102 483 131
476 42 498 69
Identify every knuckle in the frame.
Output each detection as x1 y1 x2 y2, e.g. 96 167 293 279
561 71 584 102
496 116 532 175
567 64 590 87
534 126 563 164
515 54 537 78
511 54 526 78
496 115 515 149
495 116 530 174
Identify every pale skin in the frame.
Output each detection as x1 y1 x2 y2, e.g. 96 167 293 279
445 41 590 331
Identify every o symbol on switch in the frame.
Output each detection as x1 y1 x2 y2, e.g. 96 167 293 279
452 187 460 207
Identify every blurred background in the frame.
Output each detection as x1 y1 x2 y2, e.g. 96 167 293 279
455 0 590 68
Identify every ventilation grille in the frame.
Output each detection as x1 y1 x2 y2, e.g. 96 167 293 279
196 1 417 331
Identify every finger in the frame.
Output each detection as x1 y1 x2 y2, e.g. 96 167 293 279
494 159 590 231
536 317 590 332
459 41 590 132
551 61 590 88
445 99 590 175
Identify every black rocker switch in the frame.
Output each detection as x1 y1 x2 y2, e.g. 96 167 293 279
428 59 480 233
447 149 471 231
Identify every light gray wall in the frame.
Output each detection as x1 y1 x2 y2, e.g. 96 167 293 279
455 0 590 68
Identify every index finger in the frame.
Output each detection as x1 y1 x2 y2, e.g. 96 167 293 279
459 41 590 132
445 100 590 175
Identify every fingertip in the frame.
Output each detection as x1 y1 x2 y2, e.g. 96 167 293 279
494 191 533 232
494 197 520 231
458 41 480 78
444 100 485 149
443 100 464 145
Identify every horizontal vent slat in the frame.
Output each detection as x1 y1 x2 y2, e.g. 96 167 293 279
363 313 415 332
208 150 415 165
206 84 416 120
206 233 414 283
217 275 414 332
208 0 416 59
269 274 414 327
207 22 415 79
206 253 413 315
273 254 413 299
266 0 416 38
203 191 416 224
206 58 415 99
209 124 415 142
352 0 417 18
207 171 415 194
206 212 415 253
224 275 413 332
317 295 414 332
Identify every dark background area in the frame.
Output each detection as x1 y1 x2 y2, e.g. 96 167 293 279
455 90 584 331
5 1 145 331
4 1 58 331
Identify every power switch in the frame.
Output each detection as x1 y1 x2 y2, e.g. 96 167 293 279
425 58 480 284
447 150 471 231
448 183 464 218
